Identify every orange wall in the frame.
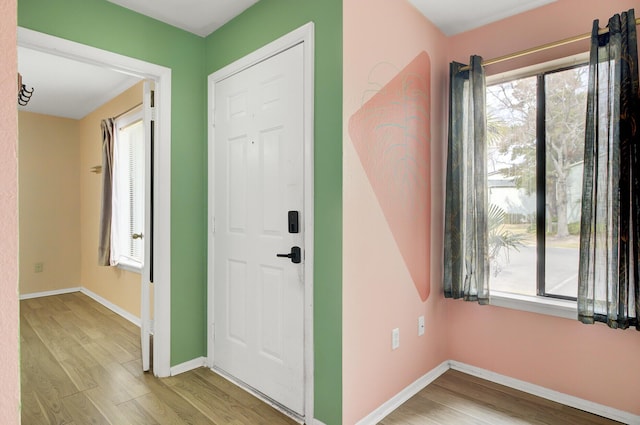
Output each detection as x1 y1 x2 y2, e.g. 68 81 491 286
446 0 640 416
19 112 81 294
78 81 143 317
0 0 20 421
16 81 144 319
343 0 449 422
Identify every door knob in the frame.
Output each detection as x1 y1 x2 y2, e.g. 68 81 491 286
132 233 143 240
276 246 301 264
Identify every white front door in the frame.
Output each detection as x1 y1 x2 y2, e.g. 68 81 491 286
212 43 305 414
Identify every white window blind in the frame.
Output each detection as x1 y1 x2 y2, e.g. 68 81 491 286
112 107 144 271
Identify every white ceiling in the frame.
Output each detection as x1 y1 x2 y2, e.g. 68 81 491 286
18 0 557 120
18 47 141 120
105 0 259 37
409 0 556 36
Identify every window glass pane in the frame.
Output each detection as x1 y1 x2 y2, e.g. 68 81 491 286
544 66 587 298
113 115 144 268
127 120 144 262
486 76 537 296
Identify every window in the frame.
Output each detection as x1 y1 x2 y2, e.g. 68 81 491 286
111 107 145 272
486 55 588 303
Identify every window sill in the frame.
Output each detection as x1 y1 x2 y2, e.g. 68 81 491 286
490 291 577 320
115 259 142 274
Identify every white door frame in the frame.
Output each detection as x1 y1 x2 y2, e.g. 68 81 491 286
207 22 315 420
17 27 173 378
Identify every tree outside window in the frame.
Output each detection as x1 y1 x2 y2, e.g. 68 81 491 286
486 63 588 299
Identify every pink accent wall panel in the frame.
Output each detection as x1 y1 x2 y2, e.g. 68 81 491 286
348 52 431 301
342 0 449 423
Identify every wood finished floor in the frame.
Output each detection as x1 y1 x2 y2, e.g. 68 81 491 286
379 369 622 425
20 292 298 425
21 293 624 425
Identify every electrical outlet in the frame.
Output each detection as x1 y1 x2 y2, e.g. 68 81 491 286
34 262 43 273
418 315 425 336
392 328 400 350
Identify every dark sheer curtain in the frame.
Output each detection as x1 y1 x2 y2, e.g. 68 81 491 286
98 118 115 266
578 9 640 330
444 56 489 304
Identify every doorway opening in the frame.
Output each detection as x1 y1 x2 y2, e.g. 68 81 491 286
17 27 172 377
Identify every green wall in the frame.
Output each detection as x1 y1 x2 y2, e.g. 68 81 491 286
18 0 208 365
205 1 343 423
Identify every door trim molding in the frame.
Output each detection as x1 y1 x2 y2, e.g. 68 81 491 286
207 22 315 421
17 27 173 377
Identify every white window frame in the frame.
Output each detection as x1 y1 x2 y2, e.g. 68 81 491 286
111 106 144 273
485 52 589 319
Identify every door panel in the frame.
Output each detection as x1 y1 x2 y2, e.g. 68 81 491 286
213 43 304 414
228 137 248 233
227 259 248 345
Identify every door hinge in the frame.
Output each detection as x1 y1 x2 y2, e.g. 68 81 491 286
150 90 156 120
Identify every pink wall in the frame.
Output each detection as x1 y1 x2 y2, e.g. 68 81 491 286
345 0 640 422
343 0 449 423
0 0 21 422
447 0 640 416
449 0 640 76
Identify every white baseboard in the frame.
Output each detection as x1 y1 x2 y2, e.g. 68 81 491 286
170 357 207 376
355 360 450 425
80 287 141 327
308 419 328 425
449 361 640 425
20 287 82 300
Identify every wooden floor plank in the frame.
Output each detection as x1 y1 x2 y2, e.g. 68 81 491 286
134 390 213 425
62 392 111 425
379 394 490 425
58 358 98 392
116 399 163 425
419 382 539 425
85 387 160 425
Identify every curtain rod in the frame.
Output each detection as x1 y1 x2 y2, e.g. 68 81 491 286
460 17 640 71
112 102 142 120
